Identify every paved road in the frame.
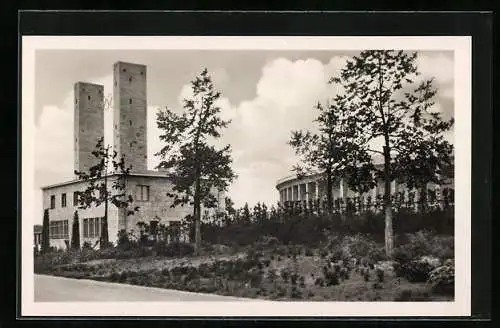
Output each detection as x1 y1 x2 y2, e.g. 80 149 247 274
34 274 256 302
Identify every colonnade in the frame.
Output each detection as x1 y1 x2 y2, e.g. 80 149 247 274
278 178 428 205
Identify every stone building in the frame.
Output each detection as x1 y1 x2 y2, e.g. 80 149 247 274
41 61 224 249
276 162 454 211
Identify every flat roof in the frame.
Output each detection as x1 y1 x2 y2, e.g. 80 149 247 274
41 170 171 190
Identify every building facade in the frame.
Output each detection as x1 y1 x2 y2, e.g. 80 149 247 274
41 61 224 249
34 225 42 251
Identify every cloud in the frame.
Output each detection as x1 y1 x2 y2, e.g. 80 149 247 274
417 52 454 100
220 57 351 207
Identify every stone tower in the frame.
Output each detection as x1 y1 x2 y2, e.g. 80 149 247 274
74 82 104 175
113 61 148 173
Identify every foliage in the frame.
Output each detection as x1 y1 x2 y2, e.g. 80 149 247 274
393 230 454 265
427 262 454 295
74 137 139 246
41 209 50 254
288 95 368 215
331 50 454 256
153 241 195 258
156 68 237 255
395 260 435 283
70 211 80 250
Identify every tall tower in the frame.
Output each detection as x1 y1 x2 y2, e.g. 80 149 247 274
113 61 148 173
74 82 104 174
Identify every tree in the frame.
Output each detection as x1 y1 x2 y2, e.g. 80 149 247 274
70 210 80 250
156 68 237 255
242 203 251 224
41 209 50 254
332 50 454 256
288 96 372 219
224 196 236 225
74 137 139 248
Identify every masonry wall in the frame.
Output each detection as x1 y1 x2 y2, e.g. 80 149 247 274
42 179 120 249
74 82 104 174
123 175 224 239
113 62 148 173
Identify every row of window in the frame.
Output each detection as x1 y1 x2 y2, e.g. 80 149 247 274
50 220 69 239
50 192 79 209
83 217 102 238
48 218 103 239
49 185 151 209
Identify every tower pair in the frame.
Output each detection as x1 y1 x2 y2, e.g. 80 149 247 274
74 62 147 175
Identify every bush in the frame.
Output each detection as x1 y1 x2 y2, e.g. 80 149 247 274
322 266 339 286
394 231 454 265
396 260 434 282
117 229 137 250
428 263 454 296
376 268 385 282
153 241 195 257
82 241 93 250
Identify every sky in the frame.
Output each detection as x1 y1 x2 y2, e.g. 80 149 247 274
33 49 454 222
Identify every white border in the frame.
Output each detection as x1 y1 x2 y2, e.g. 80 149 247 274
21 36 471 317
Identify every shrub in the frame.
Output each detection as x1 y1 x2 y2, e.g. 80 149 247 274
394 230 454 265
82 241 93 250
298 275 306 288
290 286 302 299
256 235 280 249
362 268 371 282
314 277 325 287
322 267 339 286
376 268 385 282
280 268 291 283
153 241 194 257
428 263 454 296
96 247 119 259
290 273 299 286
396 260 434 282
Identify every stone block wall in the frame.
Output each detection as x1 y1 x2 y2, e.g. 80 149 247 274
74 82 104 174
113 61 148 173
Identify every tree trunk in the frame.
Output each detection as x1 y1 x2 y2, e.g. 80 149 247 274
194 177 202 255
326 169 333 215
383 145 394 257
101 164 109 248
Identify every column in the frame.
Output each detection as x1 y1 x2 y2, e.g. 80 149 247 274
305 182 309 202
315 181 319 200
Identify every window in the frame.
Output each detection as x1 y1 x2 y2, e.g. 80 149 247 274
129 98 132 104
49 220 69 239
129 77 133 82
61 193 67 208
136 185 150 201
50 195 55 209
73 192 79 206
88 95 91 100
83 217 101 238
